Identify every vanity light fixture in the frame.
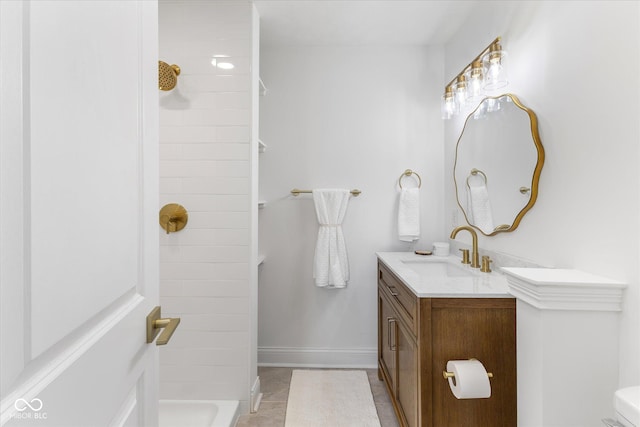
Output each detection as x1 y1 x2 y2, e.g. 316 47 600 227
441 36 508 119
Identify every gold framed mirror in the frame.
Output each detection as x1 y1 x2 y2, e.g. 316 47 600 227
453 94 544 236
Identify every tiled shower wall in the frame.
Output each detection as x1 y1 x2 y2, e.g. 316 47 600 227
158 1 258 411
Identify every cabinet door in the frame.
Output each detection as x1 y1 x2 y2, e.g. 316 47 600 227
431 299 517 427
379 291 396 392
396 319 419 427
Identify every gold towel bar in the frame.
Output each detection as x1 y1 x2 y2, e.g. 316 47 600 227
398 169 422 189
290 188 361 197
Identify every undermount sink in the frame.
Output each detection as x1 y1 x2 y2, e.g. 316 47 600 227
402 258 474 277
376 252 510 298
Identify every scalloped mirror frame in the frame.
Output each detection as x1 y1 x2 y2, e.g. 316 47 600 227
453 93 545 236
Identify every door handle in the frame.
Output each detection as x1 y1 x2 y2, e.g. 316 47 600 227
146 306 181 346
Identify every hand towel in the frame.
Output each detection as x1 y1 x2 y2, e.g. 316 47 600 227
398 188 420 242
312 189 351 288
467 183 494 233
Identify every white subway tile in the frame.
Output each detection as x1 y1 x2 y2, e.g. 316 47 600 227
182 108 250 127
161 280 249 298
159 108 184 126
213 57 251 76
168 56 251 77
174 313 250 332
187 212 249 229
160 262 249 280
160 297 250 316
160 280 185 297
181 143 249 160
190 92 251 110
171 280 249 297
160 126 218 143
159 144 182 160
179 347 248 367
161 228 249 246
180 75 250 93
216 126 250 143
158 195 249 214
175 245 249 262
159 177 183 194
159 160 249 177
159 329 249 349
177 177 249 195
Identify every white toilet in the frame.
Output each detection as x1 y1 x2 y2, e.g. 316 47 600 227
609 386 640 427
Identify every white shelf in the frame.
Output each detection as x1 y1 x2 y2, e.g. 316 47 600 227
258 139 267 153
258 200 266 209
259 78 267 96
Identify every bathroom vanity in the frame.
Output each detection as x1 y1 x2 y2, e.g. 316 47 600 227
377 252 516 427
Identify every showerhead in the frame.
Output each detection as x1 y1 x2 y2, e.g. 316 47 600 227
158 61 181 91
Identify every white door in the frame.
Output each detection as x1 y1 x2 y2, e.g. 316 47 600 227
0 1 161 426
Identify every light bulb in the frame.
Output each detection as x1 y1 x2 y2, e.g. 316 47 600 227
466 60 485 102
455 75 470 108
441 86 458 119
482 42 508 91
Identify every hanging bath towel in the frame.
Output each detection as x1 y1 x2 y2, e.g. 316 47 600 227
312 189 351 288
398 188 420 242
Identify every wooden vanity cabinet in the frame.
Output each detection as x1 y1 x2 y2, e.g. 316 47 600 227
377 261 517 427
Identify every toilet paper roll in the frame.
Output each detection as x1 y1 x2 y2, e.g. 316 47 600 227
446 359 491 399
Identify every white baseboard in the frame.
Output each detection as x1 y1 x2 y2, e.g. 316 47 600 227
258 346 377 369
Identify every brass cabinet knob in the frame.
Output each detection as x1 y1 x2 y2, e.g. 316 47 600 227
159 203 188 234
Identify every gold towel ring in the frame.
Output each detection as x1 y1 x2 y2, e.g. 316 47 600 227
398 169 422 189
466 168 487 190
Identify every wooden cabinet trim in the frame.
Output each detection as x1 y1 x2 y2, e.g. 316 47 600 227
378 261 417 334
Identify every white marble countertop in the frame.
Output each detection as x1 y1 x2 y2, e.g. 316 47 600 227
376 252 512 298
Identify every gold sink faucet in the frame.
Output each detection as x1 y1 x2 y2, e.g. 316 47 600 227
450 226 480 268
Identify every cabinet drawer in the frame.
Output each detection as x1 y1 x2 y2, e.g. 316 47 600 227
378 262 417 334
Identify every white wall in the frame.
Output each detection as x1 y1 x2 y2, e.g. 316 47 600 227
158 1 258 413
444 0 640 394
257 46 445 366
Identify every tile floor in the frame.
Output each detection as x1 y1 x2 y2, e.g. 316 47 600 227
236 367 400 427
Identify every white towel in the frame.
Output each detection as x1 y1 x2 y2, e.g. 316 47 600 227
467 183 494 233
312 189 350 288
398 188 420 242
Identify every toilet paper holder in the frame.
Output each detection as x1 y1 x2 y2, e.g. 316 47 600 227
443 359 493 380
443 371 493 379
